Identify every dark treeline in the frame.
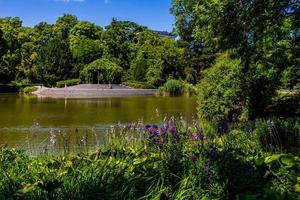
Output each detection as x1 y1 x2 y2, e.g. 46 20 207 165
0 15 188 87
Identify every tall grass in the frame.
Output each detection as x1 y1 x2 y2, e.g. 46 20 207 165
158 79 197 96
0 117 299 199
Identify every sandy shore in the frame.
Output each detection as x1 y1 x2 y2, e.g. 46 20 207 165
32 84 157 98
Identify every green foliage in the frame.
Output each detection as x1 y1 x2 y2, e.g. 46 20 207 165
0 15 186 87
158 79 196 96
130 30 185 86
36 35 73 86
198 51 245 129
281 67 300 90
159 79 185 96
253 117 300 153
102 19 145 69
21 86 38 94
0 116 299 199
69 21 105 66
56 79 81 88
54 14 78 38
81 58 123 84
0 17 23 84
172 0 300 126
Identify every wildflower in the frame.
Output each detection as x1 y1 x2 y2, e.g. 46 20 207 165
50 134 56 145
80 136 87 145
191 133 199 141
155 108 160 117
34 121 40 128
146 125 159 135
167 123 178 136
163 115 168 123
205 158 211 173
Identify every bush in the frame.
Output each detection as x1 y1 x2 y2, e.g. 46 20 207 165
159 79 185 96
184 83 197 96
159 79 196 96
21 86 38 94
122 81 155 89
56 79 81 88
197 52 245 132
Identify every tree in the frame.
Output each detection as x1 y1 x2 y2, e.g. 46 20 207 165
102 19 146 69
130 30 163 86
0 29 9 84
198 51 245 132
160 37 185 81
0 17 24 84
81 58 123 84
69 21 105 67
37 35 73 86
70 21 102 39
54 14 78 38
172 0 300 123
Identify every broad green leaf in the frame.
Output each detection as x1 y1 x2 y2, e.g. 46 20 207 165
280 156 295 168
264 154 282 164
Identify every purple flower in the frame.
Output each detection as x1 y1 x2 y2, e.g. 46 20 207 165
167 123 178 136
191 133 199 141
145 125 159 135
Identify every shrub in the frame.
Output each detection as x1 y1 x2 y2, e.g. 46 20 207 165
197 52 245 132
159 79 185 96
56 79 81 88
184 83 197 96
12 79 30 90
21 86 38 94
159 79 196 96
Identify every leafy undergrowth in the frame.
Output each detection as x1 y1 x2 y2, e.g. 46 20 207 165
0 118 299 200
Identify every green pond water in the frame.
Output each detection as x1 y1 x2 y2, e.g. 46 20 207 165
0 94 197 149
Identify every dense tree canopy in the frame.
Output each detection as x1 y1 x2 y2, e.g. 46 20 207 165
172 0 300 128
0 15 185 87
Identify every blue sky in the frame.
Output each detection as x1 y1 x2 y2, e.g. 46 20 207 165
0 0 174 31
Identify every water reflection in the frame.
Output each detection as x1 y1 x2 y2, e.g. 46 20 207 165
0 94 197 147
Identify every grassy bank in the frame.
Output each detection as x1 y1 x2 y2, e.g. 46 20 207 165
0 117 299 199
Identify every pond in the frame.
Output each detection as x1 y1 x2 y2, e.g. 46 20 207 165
0 94 197 149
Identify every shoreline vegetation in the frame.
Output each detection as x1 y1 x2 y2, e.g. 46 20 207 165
1 0 300 199
0 116 299 199
1 79 199 98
